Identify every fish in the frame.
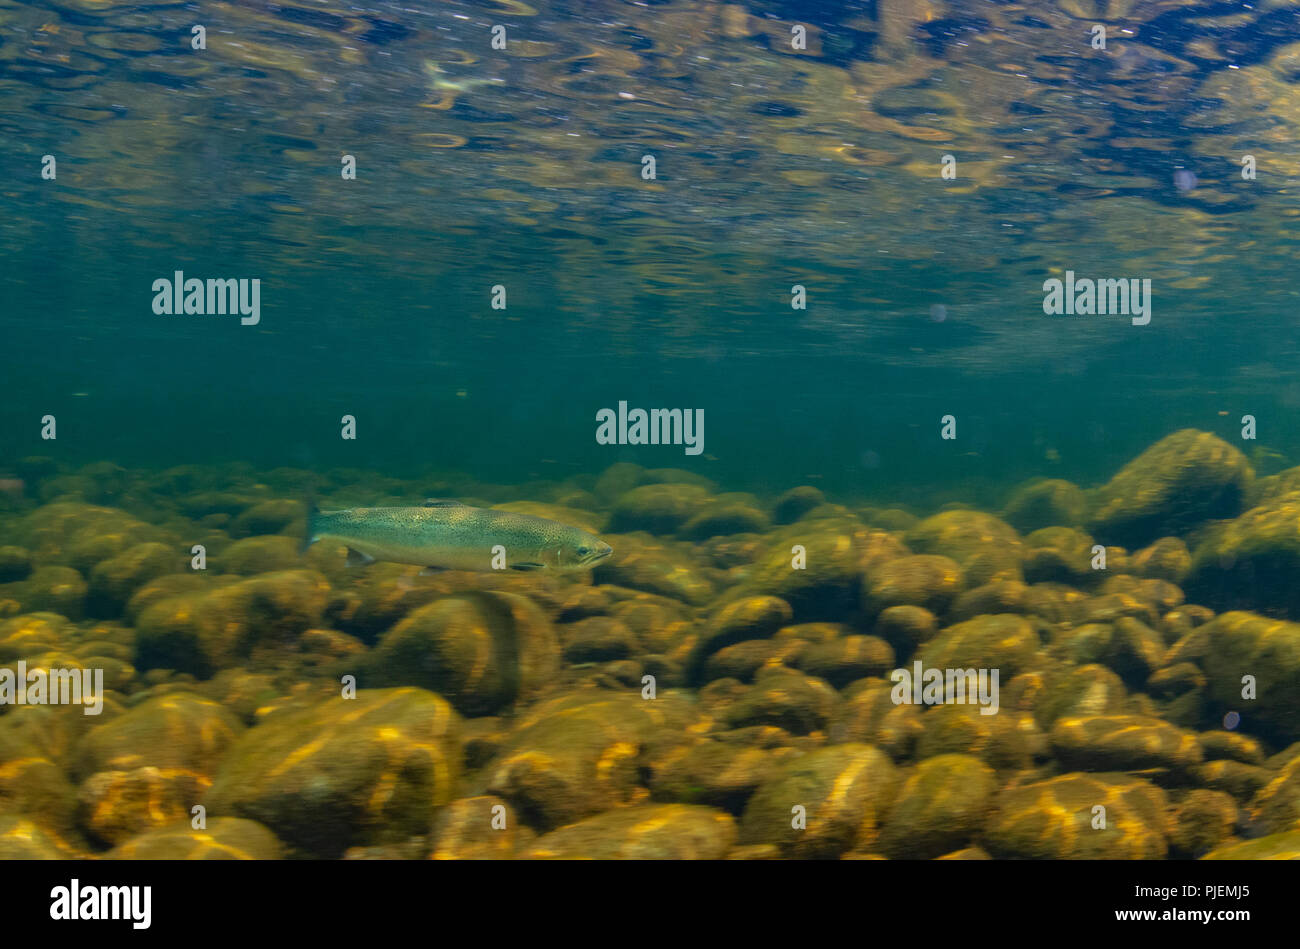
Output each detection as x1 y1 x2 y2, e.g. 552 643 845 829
302 499 613 573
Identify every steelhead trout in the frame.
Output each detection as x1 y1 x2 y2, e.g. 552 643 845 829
304 499 613 572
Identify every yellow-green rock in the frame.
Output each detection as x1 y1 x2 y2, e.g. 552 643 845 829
983 773 1170 859
906 510 1024 585
879 754 997 859
862 554 963 616
1201 611 1300 743
739 743 898 858
1170 789 1238 857
522 803 737 859
1089 429 1252 547
485 691 695 830
370 592 559 716
1002 478 1087 532
72 693 244 779
205 688 461 856
431 795 531 859
1203 830 1300 859
107 817 283 859
1048 714 1202 773
917 613 1039 677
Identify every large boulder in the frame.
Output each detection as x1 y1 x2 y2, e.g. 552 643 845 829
1089 429 1252 547
205 688 461 856
1201 611 1300 744
1185 491 1300 618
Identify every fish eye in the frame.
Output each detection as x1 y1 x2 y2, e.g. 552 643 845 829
577 546 590 556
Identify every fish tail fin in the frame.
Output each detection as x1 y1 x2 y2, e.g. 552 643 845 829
301 492 320 555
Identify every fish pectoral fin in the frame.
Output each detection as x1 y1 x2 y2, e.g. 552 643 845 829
345 547 376 567
422 498 467 507
418 566 448 576
510 562 545 572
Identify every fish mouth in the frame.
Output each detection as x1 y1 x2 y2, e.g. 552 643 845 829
585 542 613 565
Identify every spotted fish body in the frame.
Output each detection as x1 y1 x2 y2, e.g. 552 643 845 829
304 500 613 572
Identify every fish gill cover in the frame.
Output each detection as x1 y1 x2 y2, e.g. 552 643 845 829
0 0 1298 883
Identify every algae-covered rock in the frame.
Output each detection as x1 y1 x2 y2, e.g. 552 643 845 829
917 614 1040 677
608 484 710 534
1147 662 1205 698
1034 663 1128 728
828 678 922 759
1048 714 1202 773
78 766 210 847
1131 537 1192 584
648 740 796 813
1247 755 1300 835
1201 611 1300 743
88 542 180 614
878 754 996 859
20 566 87 619
680 496 770 539
593 462 645 504
1089 429 1252 547
230 498 302 537
793 634 894 687
214 535 302 575
703 637 807 683
721 667 838 734
592 534 714 605
1185 491 1300 617
690 595 792 677
1022 527 1095 584
485 691 696 830
107 817 283 859
739 743 898 858
0 815 81 859
949 580 1034 622
983 773 1170 859
741 520 907 622
862 554 963 617
1169 789 1238 857
0 611 71 662
431 795 530 860
1202 830 1300 859
72 693 244 780
522 804 737 859
369 592 559 716
1193 759 1272 800
205 688 461 856
134 569 330 677
906 510 1024 585
0 546 32 583
872 604 938 653
125 573 226 623
1199 730 1265 765
772 486 825 525
915 703 1045 771
0 728 80 842
560 616 637 663
1002 479 1088 532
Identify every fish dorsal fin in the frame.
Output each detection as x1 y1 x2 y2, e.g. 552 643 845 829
422 498 467 508
345 547 376 567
